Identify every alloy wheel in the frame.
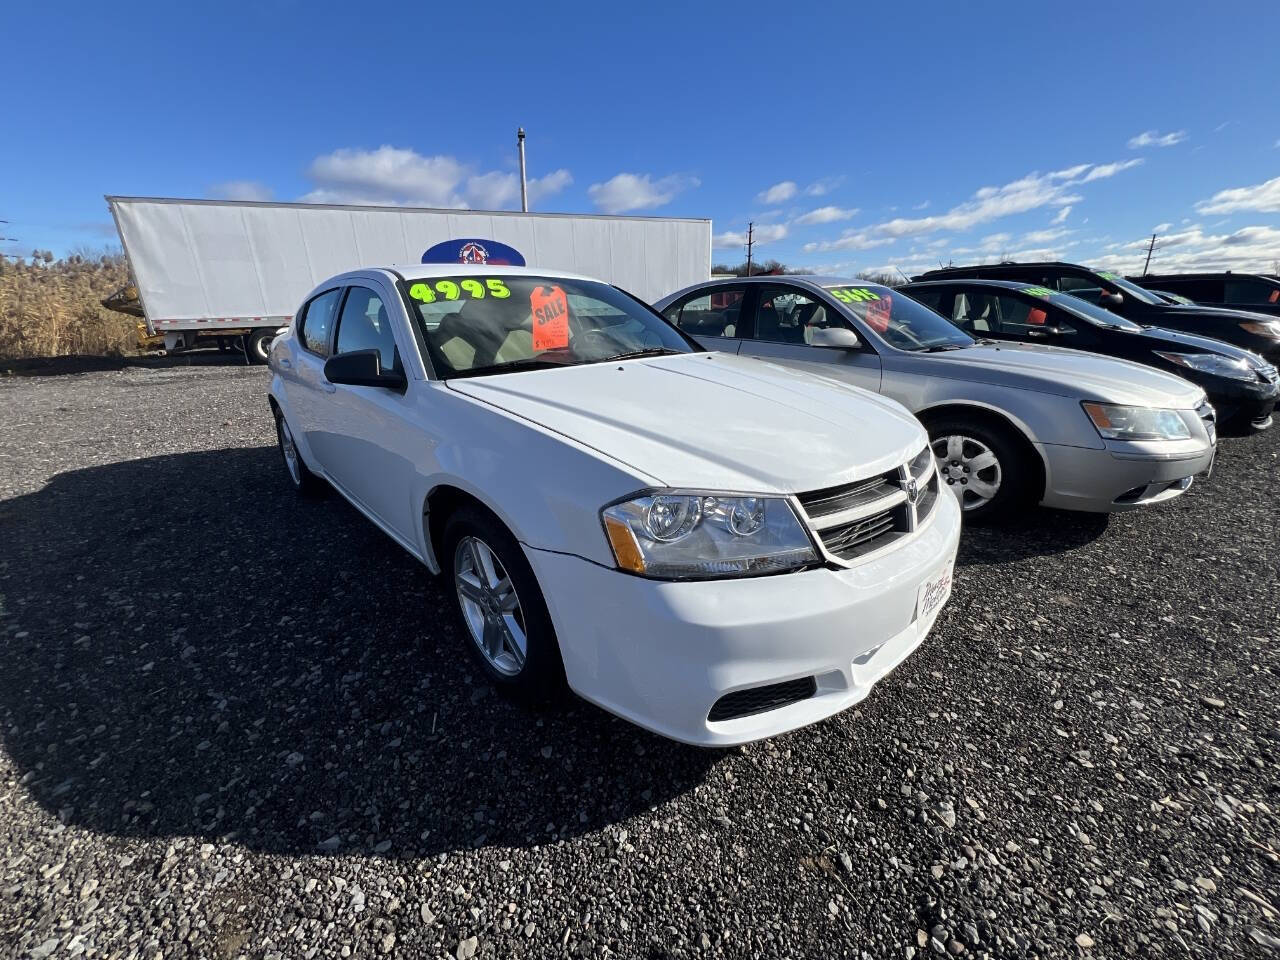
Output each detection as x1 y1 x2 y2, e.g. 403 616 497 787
278 417 302 487
932 434 1002 511
454 536 528 677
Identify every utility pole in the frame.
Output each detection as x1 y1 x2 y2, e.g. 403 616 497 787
517 128 528 212
745 222 754 277
1142 233 1158 275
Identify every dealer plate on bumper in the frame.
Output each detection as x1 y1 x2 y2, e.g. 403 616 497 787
916 563 954 628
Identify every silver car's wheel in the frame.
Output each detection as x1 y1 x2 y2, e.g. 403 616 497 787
454 535 528 677
932 434 1002 512
278 417 302 487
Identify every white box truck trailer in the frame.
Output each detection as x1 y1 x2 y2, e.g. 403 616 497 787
107 196 712 362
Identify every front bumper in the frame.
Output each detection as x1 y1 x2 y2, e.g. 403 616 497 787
526 491 962 746
1038 437 1215 513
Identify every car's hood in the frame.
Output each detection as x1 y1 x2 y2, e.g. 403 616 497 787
1133 325 1264 363
447 352 926 493
899 342 1205 407
1158 303 1278 324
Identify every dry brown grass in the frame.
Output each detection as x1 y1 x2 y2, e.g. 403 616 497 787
0 252 142 358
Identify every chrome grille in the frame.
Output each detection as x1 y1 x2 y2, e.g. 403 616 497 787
796 445 939 564
796 469 898 519
1258 363 1278 385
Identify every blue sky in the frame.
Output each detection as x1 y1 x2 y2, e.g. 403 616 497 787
5 1 1280 276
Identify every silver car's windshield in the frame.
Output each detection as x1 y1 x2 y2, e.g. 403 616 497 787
400 275 695 378
823 283 974 351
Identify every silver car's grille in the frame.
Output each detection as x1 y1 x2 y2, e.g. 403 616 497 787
796 445 940 564
1258 362 1278 385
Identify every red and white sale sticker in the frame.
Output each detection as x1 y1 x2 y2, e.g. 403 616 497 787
865 294 892 333
530 285 570 351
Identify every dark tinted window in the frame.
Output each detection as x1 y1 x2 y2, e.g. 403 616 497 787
951 291 1073 336
1225 277 1280 304
335 286 398 371
1159 277 1223 301
906 287 946 312
663 288 744 339
298 289 342 356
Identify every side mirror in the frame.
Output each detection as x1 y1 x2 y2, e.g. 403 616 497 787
1100 291 1123 307
324 349 407 391
809 327 862 350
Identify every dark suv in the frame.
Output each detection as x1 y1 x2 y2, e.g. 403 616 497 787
1128 272 1280 319
913 261 1280 361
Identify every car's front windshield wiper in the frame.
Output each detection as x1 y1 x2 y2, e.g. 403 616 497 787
973 337 998 345
595 347 685 363
919 343 968 353
448 355 577 378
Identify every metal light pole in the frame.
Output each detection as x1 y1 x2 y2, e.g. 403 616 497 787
517 128 528 212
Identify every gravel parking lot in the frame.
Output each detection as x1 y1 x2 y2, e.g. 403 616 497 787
1 359 1277 959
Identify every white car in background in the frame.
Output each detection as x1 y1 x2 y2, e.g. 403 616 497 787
267 264 960 746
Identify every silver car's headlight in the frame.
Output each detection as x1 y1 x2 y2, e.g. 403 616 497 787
602 491 817 579
1153 350 1255 382
1082 402 1192 441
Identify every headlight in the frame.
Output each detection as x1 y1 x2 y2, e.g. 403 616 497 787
601 491 817 579
1082 402 1192 441
1240 319 1280 339
1153 350 1256 382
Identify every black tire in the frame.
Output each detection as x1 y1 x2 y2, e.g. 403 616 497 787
273 407 324 496
442 505 566 703
245 328 276 364
926 416 1037 523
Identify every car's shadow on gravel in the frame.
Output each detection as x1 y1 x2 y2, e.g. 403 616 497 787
2 348 256 377
955 507 1109 566
0 448 718 859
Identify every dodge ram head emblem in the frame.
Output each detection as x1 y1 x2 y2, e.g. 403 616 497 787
906 477 919 504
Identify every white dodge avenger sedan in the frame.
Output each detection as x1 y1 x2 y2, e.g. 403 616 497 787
268 265 960 745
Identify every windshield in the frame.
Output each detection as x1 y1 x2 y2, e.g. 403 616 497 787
824 283 974 351
400 274 695 378
1037 288 1145 332
1094 271 1165 306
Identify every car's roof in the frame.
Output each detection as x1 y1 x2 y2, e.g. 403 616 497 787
916 260 1092 278
679 274 888 287
1131 272 1279 282
905 278 1041 291
384 263 597 283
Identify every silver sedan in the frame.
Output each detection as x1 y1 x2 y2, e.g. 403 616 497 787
654 276 1216 521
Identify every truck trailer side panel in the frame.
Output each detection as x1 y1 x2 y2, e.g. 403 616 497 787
108 197 712 334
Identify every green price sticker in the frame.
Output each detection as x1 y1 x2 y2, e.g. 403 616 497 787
1023 286 1054 299
827 286 882 304
409 277 511 304
1098 271 1120 281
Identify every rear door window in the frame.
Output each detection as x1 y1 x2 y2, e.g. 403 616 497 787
662 287 745 340
1224 277 1280 304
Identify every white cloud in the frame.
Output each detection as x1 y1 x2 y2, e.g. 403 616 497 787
304 147 468 206
1050 205 1072 225
1020 227 1072 245
1127 129 1187 149
1078 158 1144 182
912 200 930 210
795 205 860 225
802 228 895 254
713 223 788 250
466 168 572 209
210 180 273 202
1194 174 1280 214
1090 223 1280 274
757 181 798 204
804 176 845 197
1152 222 1172 233
587 172 698 213
299 145 571 210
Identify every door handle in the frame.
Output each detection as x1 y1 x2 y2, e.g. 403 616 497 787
279 358 292 369
322 382 336 394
